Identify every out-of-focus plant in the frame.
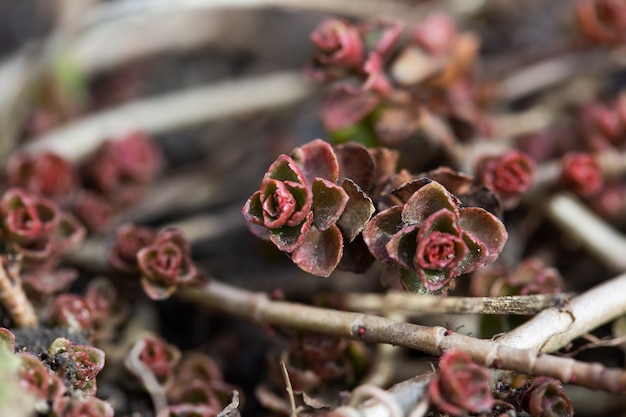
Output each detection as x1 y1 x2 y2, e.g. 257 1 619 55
137 228 198 300
125 334 182 390
48 337 105 396
428 349 494 416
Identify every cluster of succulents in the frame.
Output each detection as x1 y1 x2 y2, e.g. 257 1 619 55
244 138 509 293
1 1 626 417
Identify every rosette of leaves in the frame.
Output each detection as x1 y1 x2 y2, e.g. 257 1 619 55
475 150 535 210
125 334 181 391
109 223 156 273
48 337 105 396
363 178 507 293
0 188 85 263
522 376 573 417
429 349 494 416
137 228 197 300
243 139 375 277
48 294 95 332
7 151 77 201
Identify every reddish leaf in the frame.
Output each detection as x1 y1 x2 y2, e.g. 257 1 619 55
293 139 340 184
337 179 375 241
292 225 343 277
312 178 349 230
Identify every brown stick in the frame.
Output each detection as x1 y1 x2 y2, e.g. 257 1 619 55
179 280 626 393
344 292 570 315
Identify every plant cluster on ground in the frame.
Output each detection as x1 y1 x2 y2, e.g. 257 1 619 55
1 1 626 416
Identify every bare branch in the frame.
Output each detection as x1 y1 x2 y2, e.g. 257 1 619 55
543 193 626 273
344 292 570 316
179 279 626 392
497 271 626 352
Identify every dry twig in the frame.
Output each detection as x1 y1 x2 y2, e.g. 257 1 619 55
344 293 570 316
179 278 626 393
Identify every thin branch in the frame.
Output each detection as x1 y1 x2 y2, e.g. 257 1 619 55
362 312 405 387
22 71 314 163
280 360 297 417
496 270 626 352
344 292 570 316
179 279 626 392
542 193 626 273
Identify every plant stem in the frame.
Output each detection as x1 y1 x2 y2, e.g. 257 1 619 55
0 257 38 328
543 193 626 272
497 270 626 352
179 279 626 392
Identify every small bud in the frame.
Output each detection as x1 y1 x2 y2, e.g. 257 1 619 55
560 152 603 197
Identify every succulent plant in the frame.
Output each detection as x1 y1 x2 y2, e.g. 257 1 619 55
0 188 85 263
429 349 494 416
471 258 565 298
559 152 603 196
475 150 535 210
108 223 156 273
243 139 376 277
308 19 365 80
125 334 181 390
522 376 573 417
364 178 507 293
7 151 77 201
82 132 162 194
17 352 63 403
137 228 197 300
48 337 105 396
48 294 94 331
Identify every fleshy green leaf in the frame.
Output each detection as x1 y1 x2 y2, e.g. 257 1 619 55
417 209 460 237
242 191 263 224
399 268 429 293
337 178 375 241
269 212 313 252
456 232 489 275
292 225 343 277
312 178 349 230
386 224 419 271
458 207 508 263
418 268 454 293
265 154 307 184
